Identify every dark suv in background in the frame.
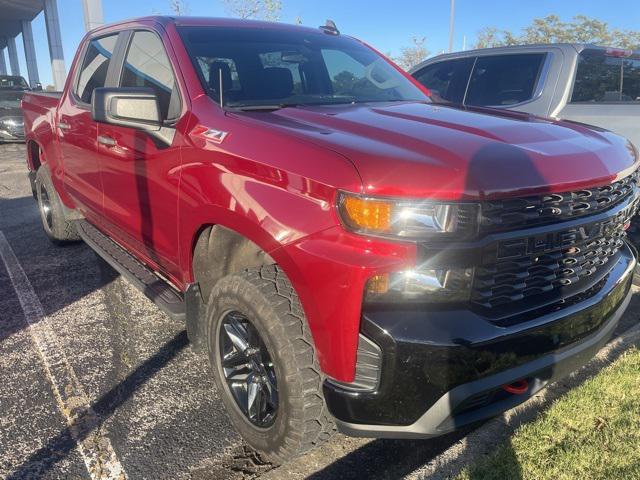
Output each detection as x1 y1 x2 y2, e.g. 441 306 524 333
0 75 33 143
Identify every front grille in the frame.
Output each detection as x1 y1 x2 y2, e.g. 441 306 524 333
472 231 627 309
481 171 638 233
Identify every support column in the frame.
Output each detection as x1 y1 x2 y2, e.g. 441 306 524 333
82 0 104 32
43 0 66 91
21 20 40 87
7 37 20 76
0 48 6 75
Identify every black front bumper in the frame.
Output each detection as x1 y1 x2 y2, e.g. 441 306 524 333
324 243 635 438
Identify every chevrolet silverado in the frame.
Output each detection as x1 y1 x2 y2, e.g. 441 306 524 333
22 17 640 463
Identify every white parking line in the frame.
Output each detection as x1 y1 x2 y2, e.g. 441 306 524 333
0 231 127 480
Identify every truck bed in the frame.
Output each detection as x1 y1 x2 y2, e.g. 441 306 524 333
21 91 63 171
22 91 61 112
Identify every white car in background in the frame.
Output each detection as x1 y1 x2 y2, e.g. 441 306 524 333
410 44 640 149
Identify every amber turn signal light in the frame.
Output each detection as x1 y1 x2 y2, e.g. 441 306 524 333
341 196 393 233
366 274 390 295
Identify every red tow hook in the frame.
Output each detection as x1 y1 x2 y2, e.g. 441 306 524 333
502 379 529 395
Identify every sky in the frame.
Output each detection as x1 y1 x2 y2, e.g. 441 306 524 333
4 0 640 88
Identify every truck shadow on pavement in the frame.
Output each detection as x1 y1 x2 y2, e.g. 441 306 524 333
307 431 473 480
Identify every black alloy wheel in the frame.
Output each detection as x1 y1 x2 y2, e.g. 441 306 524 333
219 311 278 428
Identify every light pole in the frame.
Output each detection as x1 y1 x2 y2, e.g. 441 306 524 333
448 0 455 53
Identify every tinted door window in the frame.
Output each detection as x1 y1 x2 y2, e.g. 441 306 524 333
413 58 474 104
75 35 118 104
120 31 179 120
465 54 546 106
572 49 640 103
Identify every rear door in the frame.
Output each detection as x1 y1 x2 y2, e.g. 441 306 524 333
464 53 548 111
559 48 640 148
96 29 184 277
58 33 120 222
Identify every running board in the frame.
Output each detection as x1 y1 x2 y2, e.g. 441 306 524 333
75 220 186 321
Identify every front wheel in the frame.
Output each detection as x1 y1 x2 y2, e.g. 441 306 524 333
205 265 334 464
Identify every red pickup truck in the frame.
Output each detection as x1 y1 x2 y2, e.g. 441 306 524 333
22 16 640 463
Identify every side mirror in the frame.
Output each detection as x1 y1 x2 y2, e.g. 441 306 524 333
34 82 43 91
92 87 161 131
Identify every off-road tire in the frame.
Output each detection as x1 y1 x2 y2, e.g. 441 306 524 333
205 265 335 464
35 166 80 244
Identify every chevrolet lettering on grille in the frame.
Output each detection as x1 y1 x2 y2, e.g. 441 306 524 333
496 199 638 260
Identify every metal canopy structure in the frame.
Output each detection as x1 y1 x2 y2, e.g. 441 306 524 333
0 0 103 90
0 1 42 46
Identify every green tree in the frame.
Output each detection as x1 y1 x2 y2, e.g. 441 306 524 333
475 27 518 48
168 0 190 15
222 0 282 21
474 15 640 50
394 37 430 70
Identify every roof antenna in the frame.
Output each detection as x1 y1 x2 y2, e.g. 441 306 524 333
218 67 226 111
319 19 340 35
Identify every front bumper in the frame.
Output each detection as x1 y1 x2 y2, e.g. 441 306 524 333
324 242 635 438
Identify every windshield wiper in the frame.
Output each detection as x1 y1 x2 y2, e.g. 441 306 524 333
229 103 298 111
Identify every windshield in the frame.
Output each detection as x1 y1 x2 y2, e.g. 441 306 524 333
178 26 429 108
0 76 28 89
0 93 22 109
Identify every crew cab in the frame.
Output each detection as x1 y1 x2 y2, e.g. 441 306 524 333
410 44 640 149
22 17 640 463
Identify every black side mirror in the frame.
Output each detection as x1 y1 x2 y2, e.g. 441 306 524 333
92 87 161 131
34 82 42 91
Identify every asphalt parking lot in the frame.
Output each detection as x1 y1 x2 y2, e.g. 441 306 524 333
1 142 640 480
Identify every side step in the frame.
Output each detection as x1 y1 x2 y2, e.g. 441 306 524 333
76 220 186 321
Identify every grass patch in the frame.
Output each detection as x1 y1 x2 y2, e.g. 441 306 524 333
457 347 640 480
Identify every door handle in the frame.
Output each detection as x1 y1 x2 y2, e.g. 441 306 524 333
97 134 116 147
57 121 70 131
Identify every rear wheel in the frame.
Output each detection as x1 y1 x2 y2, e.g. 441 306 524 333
35 166 80 244
205 265 334 464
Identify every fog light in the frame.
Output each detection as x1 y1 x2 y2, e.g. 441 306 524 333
366 274 390 295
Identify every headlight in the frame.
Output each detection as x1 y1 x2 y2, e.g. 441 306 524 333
365 267 473 304
337 192 479 239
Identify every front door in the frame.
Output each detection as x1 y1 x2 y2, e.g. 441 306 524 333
96 29 184 278
59 34 119 223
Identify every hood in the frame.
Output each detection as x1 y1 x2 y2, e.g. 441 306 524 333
236 102 638 200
